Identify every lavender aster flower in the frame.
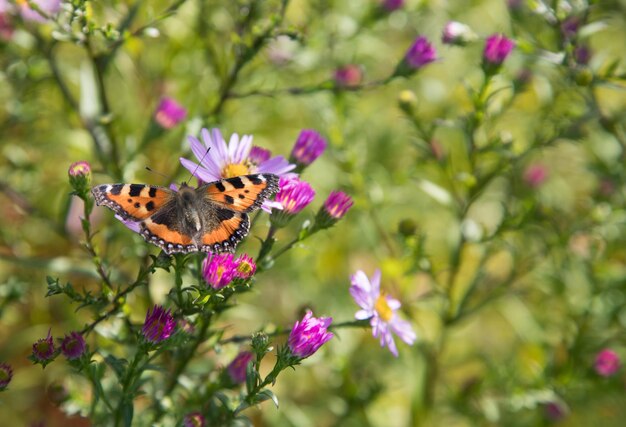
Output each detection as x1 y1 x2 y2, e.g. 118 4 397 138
290 129 327 167
60 331 86 360
235 254 256 279
154 97 187 129
350 270 417 357
227 351 254 384
0 363 13 391
17 0 60 22
183 412 206 427
324 191 353 219
202 253 239 289
288 311 333 359
142 305 175 343
595 349 620 377
483 34 515 66
404 36 437 70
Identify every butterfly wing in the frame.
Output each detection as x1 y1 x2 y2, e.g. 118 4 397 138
91 184 174 221
199 173 279 213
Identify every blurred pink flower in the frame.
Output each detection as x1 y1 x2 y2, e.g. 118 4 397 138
288 311 333 359
323 191 353 220
523 164 548 188
595 349 620 377
183 412 205 427
274 176 315 215
0 362 13 390
154 97 187 129
381 0 404 11
483 34 515 66
334 64 363 88
442 21 476 45
227 351 254 384
350 270 416 357
16 0 61 22
60 331 86 360
404 36 437 70
290 129 327 167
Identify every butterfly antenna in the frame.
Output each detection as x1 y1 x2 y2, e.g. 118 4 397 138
145 166 170 181
186 146 211 185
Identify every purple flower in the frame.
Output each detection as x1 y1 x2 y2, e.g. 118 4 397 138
154 97 187 129
0 13 14 41
288 311 333 359
290 129 327 167
483 34 515 66
17 0 60 22
0 363 13 391
324 191 354 220
404 36 437 70
235 253 256 279
227 351 254 384
202 253 239 289
544 400 568 422
32 329 56 364
182 412 206 427
334 64 363 88
142 305 175 343
274 176 315 215
60 331 86 360
68 161 91 178
523 164 548 188
561 16 580 40
574 45 591 65
441 21 476 46
180 129 295 211
381 0 404 11
350 270 416 357
595 349 620 377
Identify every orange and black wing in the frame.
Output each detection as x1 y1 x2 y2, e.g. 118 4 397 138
199 174 279 213
199 210 250 254
91 184 174 221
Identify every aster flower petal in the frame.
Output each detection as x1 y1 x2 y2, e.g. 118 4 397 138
385 329 399 357
391 318 417 345
180 157 216 184
387 297 401 310
355 309 372 320
257 155 297 176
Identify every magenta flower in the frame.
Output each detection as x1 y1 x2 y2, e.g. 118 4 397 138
544 400 568 422
60 331 86 360
350 270 416 357
595 349 620 377
574 45 591 65
324 191 354 220
183 412 206 427
142 305 175 343
154 97 187 129
202 253 239 289
235 253 256 279
180 129 295 211
68 161 91 178
523 164 548 188
274 176 316 215
380 0 404 11
290 129 327 167
441 21 476 46
0 363 13 391
288 311 334 359
227 351 254 384
32 329 56 365
334 64 363 88
404 36 437 70
561 16 580 40
0 13 14 41
483 34 515 66
68 161 92 192
16 0 60 22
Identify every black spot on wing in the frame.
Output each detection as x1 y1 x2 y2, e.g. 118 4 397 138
216 208 235 221
146 201 155 211
249 175 263 185
129 184 143 197
228 177 245 189
224 195 234 204
134 202 141 208
216 181 226 192
149 187 157 198
110 185 123 196
238 194 245 199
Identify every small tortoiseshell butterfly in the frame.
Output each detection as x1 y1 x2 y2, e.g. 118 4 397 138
91 174 279 254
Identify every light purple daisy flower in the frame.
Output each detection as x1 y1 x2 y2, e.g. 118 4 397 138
350 269 416 357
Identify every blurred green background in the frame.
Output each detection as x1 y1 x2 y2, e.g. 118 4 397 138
2 0 626 425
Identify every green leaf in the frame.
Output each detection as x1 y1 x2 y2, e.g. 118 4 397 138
256 389 279 408
104 354 128 380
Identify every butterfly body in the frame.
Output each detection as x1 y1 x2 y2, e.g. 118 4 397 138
91 174 279 254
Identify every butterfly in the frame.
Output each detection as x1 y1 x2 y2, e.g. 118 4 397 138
91 174 279 254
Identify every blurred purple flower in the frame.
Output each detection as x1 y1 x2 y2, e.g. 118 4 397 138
0 363 13 391
68 161 91 178
381 0 404 11
32 329 55 363
350 270 416 357
334 64 363 88
235 253 256 279
202 253 239 289
442 21 476 46
60 331 86 360
288 311 333 359
561 16 580 40
0 13 13 40
523 164 548 188
142 305 175 343
274 176 315 215
574 45 591 65
324 191 353 220
183 412 206 427
180 128 295 211
544 400 568 422
290 129 327 167
595 349 620 377
227 351 254 384
404 36 437 70
483 34 515 66
154 97 187 129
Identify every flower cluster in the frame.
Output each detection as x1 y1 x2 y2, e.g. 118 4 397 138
202 253 258 289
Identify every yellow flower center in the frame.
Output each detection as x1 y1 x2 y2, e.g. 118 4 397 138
375 294 394 322
237 262 253 275
222 163 250 178
216 265 225 281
